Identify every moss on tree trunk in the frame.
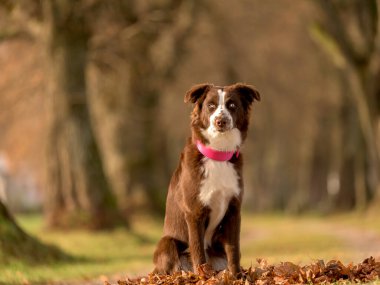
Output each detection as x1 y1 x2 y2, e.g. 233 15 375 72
0 201 68 264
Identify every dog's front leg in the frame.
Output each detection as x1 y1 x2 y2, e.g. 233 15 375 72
185 213 206 272
221 198 241 276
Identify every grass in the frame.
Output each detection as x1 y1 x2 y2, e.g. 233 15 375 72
0 214 162 285
241 214 357 265
0 213 379 284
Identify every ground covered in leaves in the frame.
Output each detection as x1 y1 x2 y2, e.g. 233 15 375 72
110 257 380 285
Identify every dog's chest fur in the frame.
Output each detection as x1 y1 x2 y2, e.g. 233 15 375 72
199 158 240 247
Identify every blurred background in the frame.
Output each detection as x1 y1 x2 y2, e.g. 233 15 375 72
1 0 380 284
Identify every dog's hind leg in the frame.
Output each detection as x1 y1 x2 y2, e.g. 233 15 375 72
153 236 182 274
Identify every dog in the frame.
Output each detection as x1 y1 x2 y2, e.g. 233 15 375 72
153 83 260 275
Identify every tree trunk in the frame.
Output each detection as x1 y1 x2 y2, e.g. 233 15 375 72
92 0 200 214
43 0 124 229
336 92 367 211
313 0 380 210
0 200 26 254
125 38 169 213
309 122 330 212
0 200 66 263
123 1 200 214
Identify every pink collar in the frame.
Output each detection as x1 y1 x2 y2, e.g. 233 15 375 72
196 140 239 162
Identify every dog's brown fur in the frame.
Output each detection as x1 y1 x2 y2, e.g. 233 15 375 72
153 83 260 275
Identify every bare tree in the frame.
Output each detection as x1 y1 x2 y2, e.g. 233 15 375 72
1 0 203 224
90 0 202 213
1 0 124 229
312 0 380 209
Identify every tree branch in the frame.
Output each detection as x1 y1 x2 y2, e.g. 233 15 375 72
315 0 368 66
309 22 347 69
0 0 43 39
356 0 378 56
151 0 201 79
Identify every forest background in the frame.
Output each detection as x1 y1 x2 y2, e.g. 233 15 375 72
0 0 380 284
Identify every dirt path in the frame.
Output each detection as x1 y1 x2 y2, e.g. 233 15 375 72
324 223 380 260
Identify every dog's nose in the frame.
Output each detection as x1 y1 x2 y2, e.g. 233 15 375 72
215 117 227 128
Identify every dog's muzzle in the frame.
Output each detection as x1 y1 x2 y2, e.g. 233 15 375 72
214 115 232 132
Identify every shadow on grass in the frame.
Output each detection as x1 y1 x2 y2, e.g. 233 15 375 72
0 236 80 266
1 228 156 267
1 217 159 285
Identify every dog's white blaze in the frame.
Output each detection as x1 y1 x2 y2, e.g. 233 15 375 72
199 158 240 248
209 89 232 130
217 89 225 106
202 89 241 151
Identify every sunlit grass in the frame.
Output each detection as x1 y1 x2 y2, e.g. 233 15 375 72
329 210 380 235
241 215 351 266
0 212 379 284
0 214 163 284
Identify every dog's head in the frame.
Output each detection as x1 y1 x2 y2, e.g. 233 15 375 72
185 83 260 151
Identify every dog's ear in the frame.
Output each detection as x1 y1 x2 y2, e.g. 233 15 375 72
184 83 212 104
232 83 261 106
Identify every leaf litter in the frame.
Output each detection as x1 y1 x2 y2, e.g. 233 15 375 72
107 257 380 285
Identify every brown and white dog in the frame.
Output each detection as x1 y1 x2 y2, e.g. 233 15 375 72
153 83 260 275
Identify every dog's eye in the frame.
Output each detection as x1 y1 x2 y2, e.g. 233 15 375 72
228 102 236 110
207 103 216 110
